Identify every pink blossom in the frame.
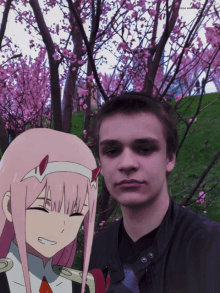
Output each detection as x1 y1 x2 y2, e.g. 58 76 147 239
149 9 157 17
79 98 84 105
175 94 183 102
62 48 70 57
83 130 87 137
131 11 138 21
78 60 85 65
83 103 88 110
182 206 186 208
197 37 203 48
188 117 197 123
136 86 142 92
72 67 76 71
175 2 179 8
78 88 89 96
52 53 60 61
203 211 207 214
117 42 127 51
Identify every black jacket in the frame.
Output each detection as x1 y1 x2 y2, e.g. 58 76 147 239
89 196 220 293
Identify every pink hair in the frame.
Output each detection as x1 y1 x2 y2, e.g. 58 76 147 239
0 129 99 293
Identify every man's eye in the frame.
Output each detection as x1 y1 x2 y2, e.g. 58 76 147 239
28 207 49 213
138 148 153 154
69 212 83 217
104 149 119 156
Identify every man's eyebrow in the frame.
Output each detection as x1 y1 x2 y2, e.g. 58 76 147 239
99 138 160 146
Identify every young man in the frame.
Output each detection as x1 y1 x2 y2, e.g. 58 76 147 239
88 92 220 293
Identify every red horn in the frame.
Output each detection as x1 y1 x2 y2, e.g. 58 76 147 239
39 155 49 176
91 166 101 182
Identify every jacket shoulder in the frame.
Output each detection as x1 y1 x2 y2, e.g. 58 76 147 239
93 219 121 244
0 258 13 273
175 205 220 250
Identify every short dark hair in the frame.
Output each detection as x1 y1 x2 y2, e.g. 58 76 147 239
91 92 179 179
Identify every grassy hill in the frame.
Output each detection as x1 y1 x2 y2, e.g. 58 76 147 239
69 94 220 222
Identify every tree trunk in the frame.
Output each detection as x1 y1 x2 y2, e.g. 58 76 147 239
29 0 62 131
62 6 83 133
0 0 12 155
0 0 13 49
0 116 9 155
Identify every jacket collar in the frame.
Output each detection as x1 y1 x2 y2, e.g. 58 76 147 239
106 196 181 283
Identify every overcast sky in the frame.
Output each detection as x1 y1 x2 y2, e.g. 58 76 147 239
0 0 217 94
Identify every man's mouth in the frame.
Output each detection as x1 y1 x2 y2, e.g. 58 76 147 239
38 237 57 245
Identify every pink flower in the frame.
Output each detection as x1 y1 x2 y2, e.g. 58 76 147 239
136 86 142 92
79 98 84 105
131 11 138 21
182 206 185 208
117 42 127 51
149 9 157 17
175 2 179 8
203 211 207 214
175 94 183 102
72 67 76 71
199 191 206 199
83 103 88 110
83 130 87 137
62 48 70 57
188 117 197 123
78 88 89 96
52 53 60 61
78 60 85 65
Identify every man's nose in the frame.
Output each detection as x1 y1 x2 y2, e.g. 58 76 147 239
118 149 139 171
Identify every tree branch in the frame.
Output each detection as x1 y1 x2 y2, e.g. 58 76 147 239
67 0 108 101
0 0 13 50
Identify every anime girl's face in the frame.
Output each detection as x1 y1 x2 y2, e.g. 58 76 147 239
25 187 89 259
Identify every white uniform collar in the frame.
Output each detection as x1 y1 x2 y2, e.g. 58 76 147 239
5 241 72 293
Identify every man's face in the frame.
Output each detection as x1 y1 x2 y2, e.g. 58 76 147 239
25 188 88 258
98 112 176 208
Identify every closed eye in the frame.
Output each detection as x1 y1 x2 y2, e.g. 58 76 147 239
69 212 83 217
28 207 49 213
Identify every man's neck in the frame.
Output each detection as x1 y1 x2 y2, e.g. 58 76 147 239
121 194 170 242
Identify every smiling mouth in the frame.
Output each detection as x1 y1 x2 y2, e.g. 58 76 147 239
38 237 57 245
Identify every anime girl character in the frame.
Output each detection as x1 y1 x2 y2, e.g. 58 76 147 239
0 128 105 293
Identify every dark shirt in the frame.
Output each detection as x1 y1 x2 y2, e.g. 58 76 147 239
105 220 159 292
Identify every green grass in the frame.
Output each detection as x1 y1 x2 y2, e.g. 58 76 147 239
70 95 220 221
167 93 220 220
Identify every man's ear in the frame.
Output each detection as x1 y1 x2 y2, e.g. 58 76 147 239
3 191 12 222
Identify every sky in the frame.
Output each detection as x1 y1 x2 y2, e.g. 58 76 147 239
0 0 217 94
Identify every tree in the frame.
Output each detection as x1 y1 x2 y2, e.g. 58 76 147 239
0 47 51 133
